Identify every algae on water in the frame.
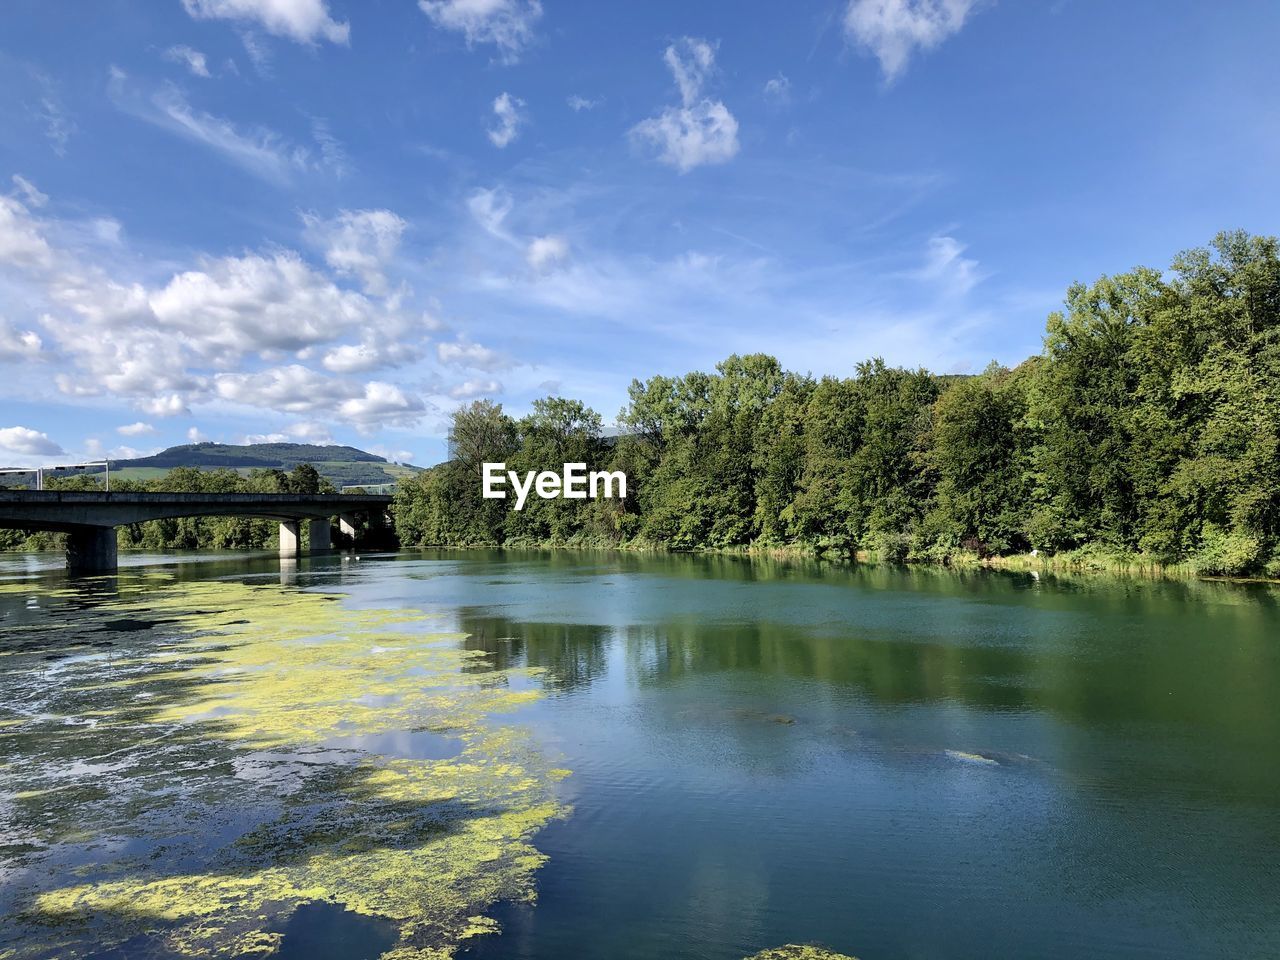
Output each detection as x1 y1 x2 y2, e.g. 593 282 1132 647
0 577 569 959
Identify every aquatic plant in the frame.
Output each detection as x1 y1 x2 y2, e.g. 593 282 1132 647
0 577 569 959
744 946 859 960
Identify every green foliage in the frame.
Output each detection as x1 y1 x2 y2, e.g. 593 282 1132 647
393 232 1280 578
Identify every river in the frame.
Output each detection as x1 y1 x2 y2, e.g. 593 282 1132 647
1 549 1278 959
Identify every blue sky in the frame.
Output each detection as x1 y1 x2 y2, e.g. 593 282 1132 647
1 0 1278 466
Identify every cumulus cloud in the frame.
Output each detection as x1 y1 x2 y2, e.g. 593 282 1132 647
117 421 156 436
844 0 981 83
448 378 502 399
567 94 602 112
2 183 434 432
487 92 525 148
140 394 192 417
418 0 542 62
187 426 209 443
303 208 407 295
147 252 382 360
165 45 212 77
337 381 426 428
436 337 506 371
631 38 740 173
0 426 64 457
526 234 569 272
322 338 422 374
182 0 349 45
287 420 334 443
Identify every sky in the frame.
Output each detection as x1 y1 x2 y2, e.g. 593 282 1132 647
1 0 1278 467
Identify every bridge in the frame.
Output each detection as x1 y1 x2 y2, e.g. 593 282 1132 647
0 491 392 573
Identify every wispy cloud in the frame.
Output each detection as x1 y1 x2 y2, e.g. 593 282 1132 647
108 68 341 185
164 45 212 78
487 92 526 148
418 0 542 63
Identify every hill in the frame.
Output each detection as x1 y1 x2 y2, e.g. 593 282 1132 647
109 442 421 488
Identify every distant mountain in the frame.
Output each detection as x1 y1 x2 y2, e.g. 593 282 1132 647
109 442 423 488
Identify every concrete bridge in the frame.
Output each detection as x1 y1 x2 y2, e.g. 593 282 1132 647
0 491 392 573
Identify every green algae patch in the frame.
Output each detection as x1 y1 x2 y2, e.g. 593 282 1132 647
745 947 860 960
0 578 569 960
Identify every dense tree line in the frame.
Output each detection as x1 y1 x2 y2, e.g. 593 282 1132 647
0 464 337 552
395 232 1280 577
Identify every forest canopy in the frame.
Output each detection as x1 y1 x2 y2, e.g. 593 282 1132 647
393 231 1280 577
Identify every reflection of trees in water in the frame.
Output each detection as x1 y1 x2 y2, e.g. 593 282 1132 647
618 605 1280 805
458 609 611 692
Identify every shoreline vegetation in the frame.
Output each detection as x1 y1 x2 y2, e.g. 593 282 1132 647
394 232 1280 582
5 232 1279 585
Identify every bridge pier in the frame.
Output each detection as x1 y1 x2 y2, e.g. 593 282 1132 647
66 526 118 575
339 514 358 542
279 520 300 559
308 518 331 553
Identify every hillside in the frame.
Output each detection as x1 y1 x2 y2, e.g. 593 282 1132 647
105 443 420 488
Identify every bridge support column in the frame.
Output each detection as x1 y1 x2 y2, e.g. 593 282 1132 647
308 518 331 554
279 520 300 559
339 514 358 543
66 526 118 574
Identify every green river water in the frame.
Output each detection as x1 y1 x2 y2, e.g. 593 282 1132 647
1 549 1277 959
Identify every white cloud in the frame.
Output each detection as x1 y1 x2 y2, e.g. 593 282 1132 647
34 72 75 157
2 183 436 432
912 235 982 296
187 426 209 443
487 92 526 148
418 0 542 62
467 187 513 238
0 195 54 269
182 0 349 45
631 38 740 173
436 337 506 371
242 431 290 443
322 339 422 374
844 0 980 83
140 394 192 417
448 378 502 399
287 420 334 443
567 95 602 112
0 426 64 457
526 234 569 272
664 37 717 107
763 72 792 104
117 421 156 436
109 72 340 185
11 175 48 208
165 45 212 77
147 252 382 360
367 444 415 464
303 208 407 295
338 381 426 428
0 318 43 360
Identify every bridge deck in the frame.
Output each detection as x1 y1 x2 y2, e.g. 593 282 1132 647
0 491 392 531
